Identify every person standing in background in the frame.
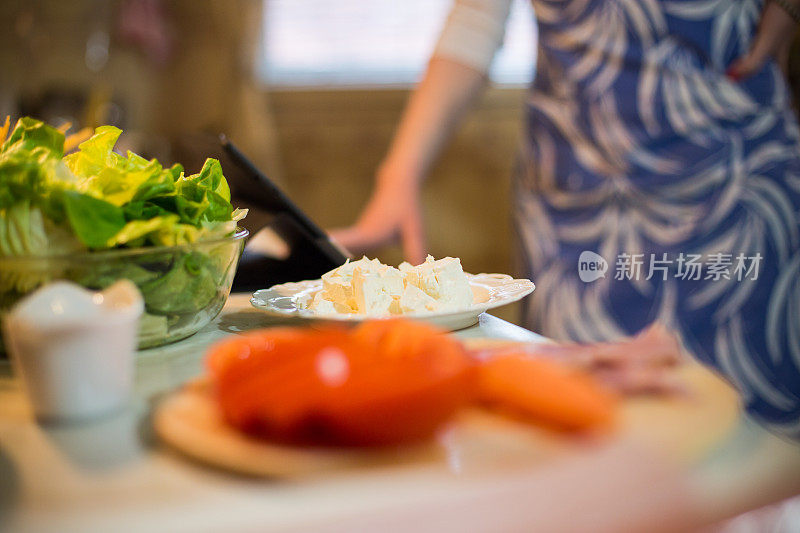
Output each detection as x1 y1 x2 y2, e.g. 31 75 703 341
332 0 800 433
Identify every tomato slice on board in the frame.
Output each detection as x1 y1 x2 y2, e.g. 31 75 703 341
209 328 350 438
206 320 474 447
321 321 475 445
477 351 618 432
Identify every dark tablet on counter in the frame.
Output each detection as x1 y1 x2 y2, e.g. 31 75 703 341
219 136 349 292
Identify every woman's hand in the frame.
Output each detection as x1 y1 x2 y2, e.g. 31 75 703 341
330 162 427 265
329 58 490 264
727 1 798 80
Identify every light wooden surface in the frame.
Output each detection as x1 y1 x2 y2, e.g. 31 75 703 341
0 294 799 533
152 361 738 479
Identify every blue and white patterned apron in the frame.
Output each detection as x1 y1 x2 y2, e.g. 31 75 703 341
515 0 800 434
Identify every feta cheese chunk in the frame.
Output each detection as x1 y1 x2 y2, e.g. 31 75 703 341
399 284 439 313
403 255 474 311
352 264 404 315
320 274 355 311
319 257 384 312
309 291 353 315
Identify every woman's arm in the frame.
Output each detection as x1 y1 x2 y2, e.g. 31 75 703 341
331 58 488 264
727 0 799 80
330 0 513 264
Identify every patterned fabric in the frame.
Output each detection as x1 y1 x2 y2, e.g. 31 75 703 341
516 0 800 434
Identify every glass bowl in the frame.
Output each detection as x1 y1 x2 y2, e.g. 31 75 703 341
0 228 248 350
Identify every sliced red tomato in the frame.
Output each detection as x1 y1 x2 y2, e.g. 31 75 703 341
205 320 473 446
477 351 618 432
323 320 475 445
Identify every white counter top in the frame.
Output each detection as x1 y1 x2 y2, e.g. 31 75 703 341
1 294 798 533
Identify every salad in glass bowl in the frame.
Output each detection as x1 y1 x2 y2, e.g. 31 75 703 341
0 117 248 349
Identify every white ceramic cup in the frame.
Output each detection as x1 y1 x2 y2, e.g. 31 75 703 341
2 280 144 421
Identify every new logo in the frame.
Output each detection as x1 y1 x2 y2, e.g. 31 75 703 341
578 251 607 282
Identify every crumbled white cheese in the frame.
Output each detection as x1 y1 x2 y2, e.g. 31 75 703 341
403 255 474 311
352 263 404 316
303 255 474 316
399 283 438 313
310 290 352 315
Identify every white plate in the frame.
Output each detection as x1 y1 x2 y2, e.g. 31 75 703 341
250 273 535 331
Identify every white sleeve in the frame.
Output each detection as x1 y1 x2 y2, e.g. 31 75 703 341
432 0 514 74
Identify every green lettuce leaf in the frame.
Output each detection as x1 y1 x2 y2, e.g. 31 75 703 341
186 158 230 202
64 126 180 207
0 201 48 255
0 118 71 212
2 117 64 155
0 201 81 256
107 215 182 248
139 251 219 314
60 190 126 249
0 201 82 294
74 261 160 290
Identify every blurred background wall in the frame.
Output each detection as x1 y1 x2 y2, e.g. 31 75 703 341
0 0 283 180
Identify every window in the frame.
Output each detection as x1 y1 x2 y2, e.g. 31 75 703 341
259 0 537 88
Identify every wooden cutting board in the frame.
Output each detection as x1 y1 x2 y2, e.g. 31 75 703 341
154 340 740 478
